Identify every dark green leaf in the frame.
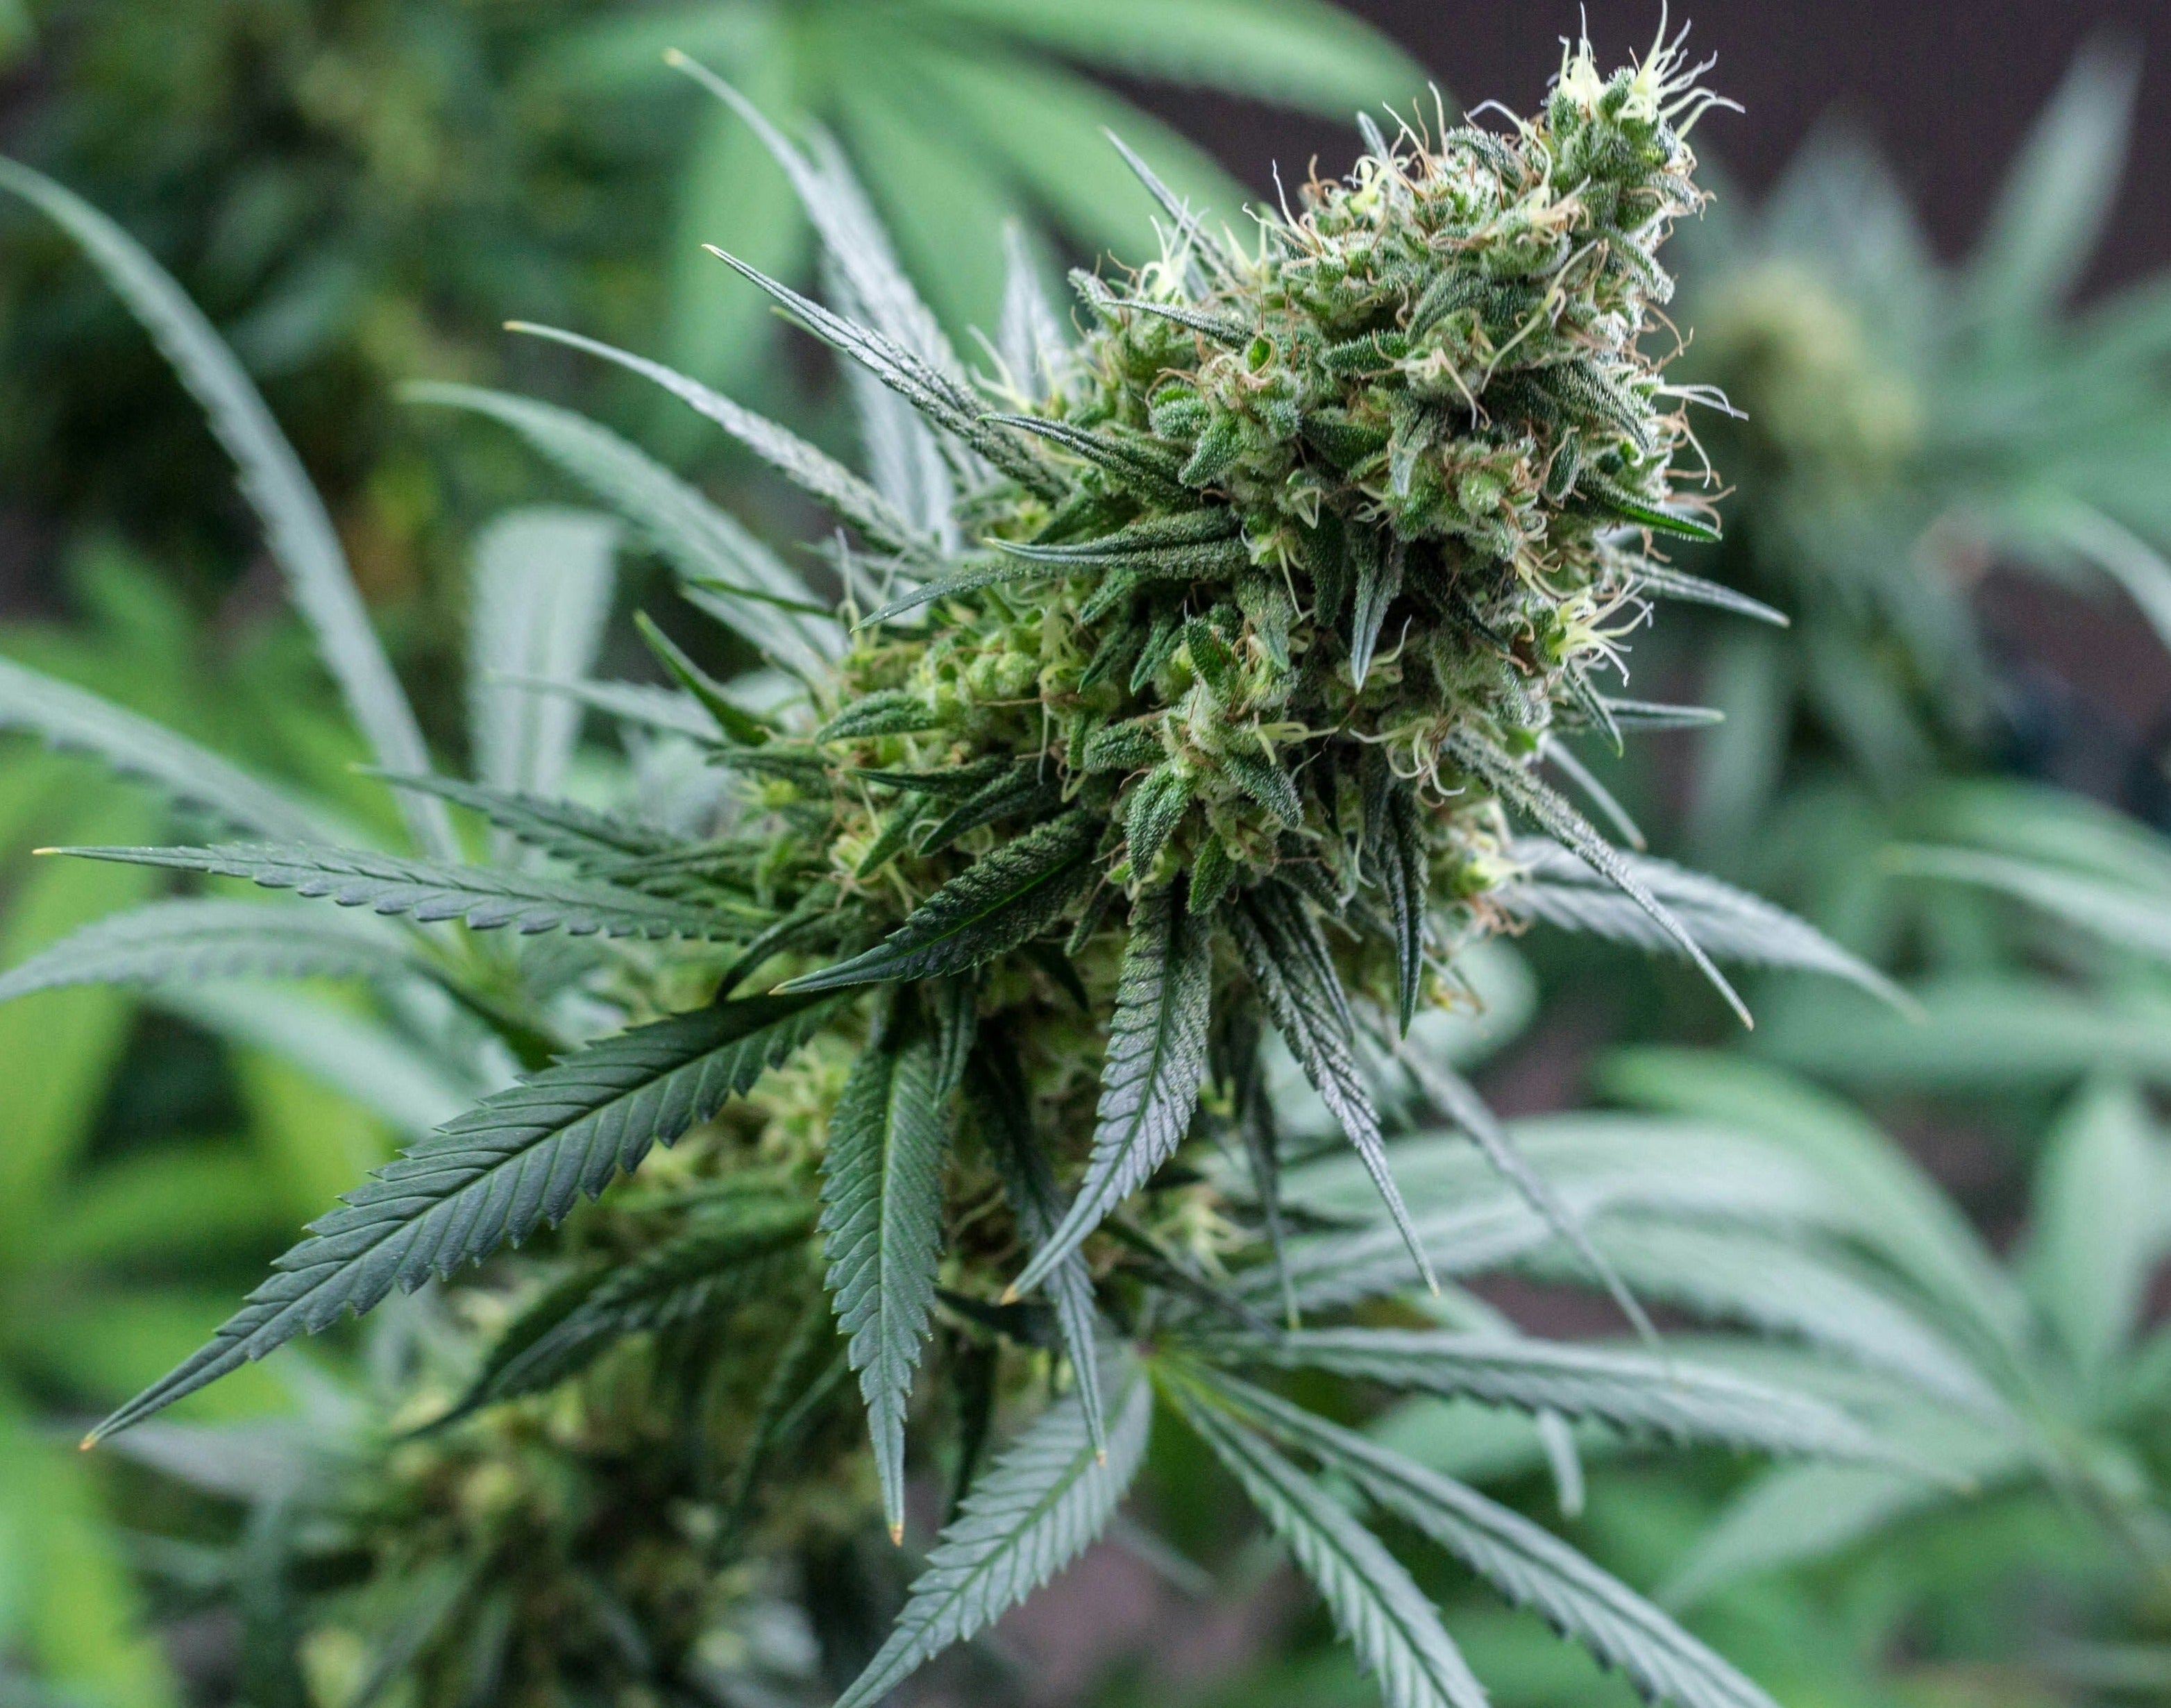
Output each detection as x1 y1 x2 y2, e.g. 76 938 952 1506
833 1358 1151 1708
782 811 1100 992
1231 885 1435 1291
88 993 839 1440
53 843 745 940
822 1023 954 1539
1011 883 1211 1297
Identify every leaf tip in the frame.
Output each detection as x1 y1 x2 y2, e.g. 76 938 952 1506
997 1283 1021 1306
888 1521 905 1547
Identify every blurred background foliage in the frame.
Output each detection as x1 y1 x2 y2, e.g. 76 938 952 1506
6 1 2171 1705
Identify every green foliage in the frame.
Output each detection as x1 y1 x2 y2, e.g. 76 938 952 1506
1664 41 2171 841
0 29 1942 1708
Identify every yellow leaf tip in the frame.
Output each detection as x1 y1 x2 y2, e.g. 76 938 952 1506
997 1285 1020 1306
888 1522 904 1546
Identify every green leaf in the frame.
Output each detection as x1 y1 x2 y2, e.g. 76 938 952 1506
1598 1049 2025 1354
1449 736 1752 1029
1012 883 1211 1297
439 1197 816 1422
1526 1223 2004 1417
0 788 162 1233
1159 1364 1487 1708
0 899 429 1004
1349 532 1403 690
86 992 837 1440
0 656 338 844
833 1356 1152 1708
984 414 1189 503
368 772 673 870
1757 975 2171 1090
1630 563 1790 627
0 1388 178 1708
1389 1042 1659 1351
1206 1329 1914 1465
160 982 473 1141
666 50 965 381
1497 832 1904 1011
1893 841 2171 965
918 0 1423 116
405 382 840 677
1193 1369 1782 1708
818 690 946 741
0 159 453 862
1659 1427 2030 1609
1366 769 1428 1033
53 843 743 940
969 1028 1106 1450
782 811 1100 992
822 1022 954 1540
1968 39 2140 330
2023 1078 2163 1387
507 322 933 561
1230 883 1437 1292
702 248 1065 500
466 507 619 802
856 558 1065 628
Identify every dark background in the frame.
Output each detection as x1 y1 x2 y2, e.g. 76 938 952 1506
1154 0 2171 295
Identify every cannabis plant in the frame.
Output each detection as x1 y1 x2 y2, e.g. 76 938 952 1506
1655 40 2171 854
1 34 1912 1707
1417 1049 2171 1706
0 0 1414 602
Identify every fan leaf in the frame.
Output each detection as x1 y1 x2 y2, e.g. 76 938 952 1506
1203 1328 1916 1466
1159 1363 1487 1708
1231 883 1436 1292
834 1357 1151 1708
822 1021 955 1539
50 843 743 940
0 656 339 845
782 811 1100 992
0 899 430 1004
1011 883 1211 1298
0 158 455 860
1197 1369 1782 1708
87 992 839 1440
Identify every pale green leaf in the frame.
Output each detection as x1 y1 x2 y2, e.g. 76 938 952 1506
2024 1078 2163 1386
0 656 337 844
0 898 429 1004
466 507 619 803
1498 836 1908 1010
507 323 932 560
1207 1328 1914 1466
1199 1370 1781 1708
0 159 451 861
405 383 841 677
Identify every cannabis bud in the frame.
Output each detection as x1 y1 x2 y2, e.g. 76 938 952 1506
805 28 1750 1044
